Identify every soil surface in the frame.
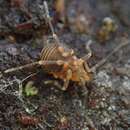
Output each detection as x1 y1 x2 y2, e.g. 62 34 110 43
0 0 130 130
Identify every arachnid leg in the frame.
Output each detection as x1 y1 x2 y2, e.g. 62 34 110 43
79 78 88 107
1 60 65 75
90 38 129 72
62 69 72 91
21 72 38 83
79 78 88 96
82 40 92 60
44 69 72 91
43 1 60 45
44 80 63 90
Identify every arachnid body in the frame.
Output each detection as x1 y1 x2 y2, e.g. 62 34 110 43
40 42 92 90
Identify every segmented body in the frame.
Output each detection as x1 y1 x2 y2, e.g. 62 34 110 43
40 43 64 72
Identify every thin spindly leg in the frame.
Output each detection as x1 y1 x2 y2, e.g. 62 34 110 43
1 60 65 75
82 40 92 60
44 79 70 91
21 72 38 83
44 80 63 90
90 38 129 72
79 78 88 107
44 69 72 91
62 69 72 91
80 78 88 96
43 1 60 45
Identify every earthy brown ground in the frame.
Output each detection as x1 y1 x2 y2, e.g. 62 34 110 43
0 0 130 130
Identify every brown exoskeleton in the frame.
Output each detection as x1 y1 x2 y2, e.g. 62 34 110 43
40 40 92 90
1 1 129 91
